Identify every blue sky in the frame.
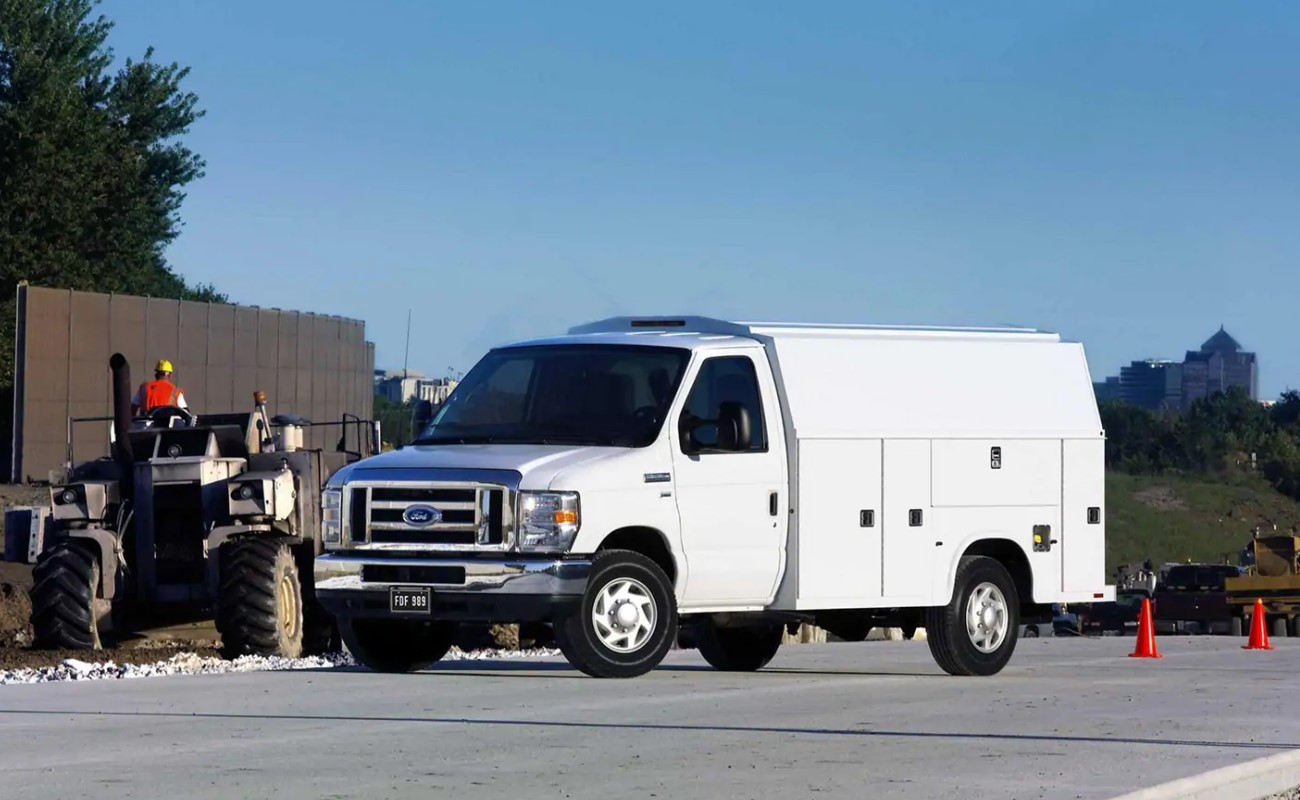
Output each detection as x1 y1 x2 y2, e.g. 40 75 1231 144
100 1 1300 396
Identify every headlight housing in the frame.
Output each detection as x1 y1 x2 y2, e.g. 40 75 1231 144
322 488 342 544
518 491 580 552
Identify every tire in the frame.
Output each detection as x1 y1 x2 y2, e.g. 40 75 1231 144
1273 617 1289 639
1023 625 1039 638
296 547 340 655
694 621 784 671
339 617 456 673
216 537 306 659
1230 615 1244 638
926 555 1020 677
30 540 108 650
554 550 677 678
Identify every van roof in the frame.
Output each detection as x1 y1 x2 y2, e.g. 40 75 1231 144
498 316 1063 351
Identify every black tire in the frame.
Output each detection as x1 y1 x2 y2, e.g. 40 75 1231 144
296 547 340 655
926 555 1020 677
554 550 677 678
216 537 305 659
695 621 784 671
1023 625 1039 638
1273 617 1289 639
339 617 457 673
1230 615 1244 638
30 540 107 650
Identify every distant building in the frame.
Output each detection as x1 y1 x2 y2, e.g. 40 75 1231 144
1093 376 1122 403
375 371 458 405
1093 326 1259 412
1119 359 1182 412
1179 326 1258 409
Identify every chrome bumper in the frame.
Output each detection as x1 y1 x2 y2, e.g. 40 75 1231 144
314 552 591 596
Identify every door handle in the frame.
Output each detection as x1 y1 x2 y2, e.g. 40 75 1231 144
769 492 778 517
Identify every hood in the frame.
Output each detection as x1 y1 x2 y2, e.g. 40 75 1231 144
327 443 622 490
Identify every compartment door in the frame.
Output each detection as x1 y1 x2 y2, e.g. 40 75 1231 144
1063 438 1106 593
795 438 882 605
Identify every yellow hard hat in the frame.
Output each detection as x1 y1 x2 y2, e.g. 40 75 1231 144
156 359 173 373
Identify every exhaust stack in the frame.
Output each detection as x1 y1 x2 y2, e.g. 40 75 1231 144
109 353 134 472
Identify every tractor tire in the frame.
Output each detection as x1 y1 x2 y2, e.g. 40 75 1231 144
30 540 108 650
339 617 457 673
216 537 305 659
694 621 784 672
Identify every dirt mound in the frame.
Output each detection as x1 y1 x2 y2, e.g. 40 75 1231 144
0 642 222 672
0 582 31 648
1134 485 1188 511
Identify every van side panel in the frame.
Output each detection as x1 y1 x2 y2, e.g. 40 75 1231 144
1062 438 1107 593
882 439 936 603
794 438 883 605
931 439 1061 508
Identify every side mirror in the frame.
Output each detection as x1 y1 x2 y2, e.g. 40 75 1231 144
410 399 434 440
717 402 752 451
680 403 752 454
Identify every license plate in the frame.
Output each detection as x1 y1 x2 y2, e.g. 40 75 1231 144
389 586 431 614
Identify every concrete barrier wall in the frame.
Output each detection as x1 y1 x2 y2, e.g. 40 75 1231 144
10 284 375 482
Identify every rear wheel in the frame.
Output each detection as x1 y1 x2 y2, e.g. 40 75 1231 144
695 621 784 671
217 537 305 659
1230 615 1244 637
30 540 109 650
339 617 457 673
926 555 1020 677
554 550 677 678
1273 617 1289 639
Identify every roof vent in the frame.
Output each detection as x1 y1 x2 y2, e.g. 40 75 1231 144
630 319 686 328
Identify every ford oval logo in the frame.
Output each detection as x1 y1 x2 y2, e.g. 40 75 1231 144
402 505 442 526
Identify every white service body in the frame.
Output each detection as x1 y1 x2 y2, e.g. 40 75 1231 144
315 316 1113 677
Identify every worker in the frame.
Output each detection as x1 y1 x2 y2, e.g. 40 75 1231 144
130 359 188 416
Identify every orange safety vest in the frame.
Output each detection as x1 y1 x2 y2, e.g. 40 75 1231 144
141 379 180 410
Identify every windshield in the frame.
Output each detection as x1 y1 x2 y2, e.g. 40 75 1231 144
413 344 691 448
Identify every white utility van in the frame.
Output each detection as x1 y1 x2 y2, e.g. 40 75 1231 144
315 316 1113 678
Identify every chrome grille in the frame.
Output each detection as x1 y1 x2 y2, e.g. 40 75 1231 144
341 481 510 550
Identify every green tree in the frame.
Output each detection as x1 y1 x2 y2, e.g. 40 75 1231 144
0 0 224 384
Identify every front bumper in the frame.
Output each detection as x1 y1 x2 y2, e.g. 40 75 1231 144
314 553 591 623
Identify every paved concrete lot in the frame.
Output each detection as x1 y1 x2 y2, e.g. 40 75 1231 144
1 636 1297 800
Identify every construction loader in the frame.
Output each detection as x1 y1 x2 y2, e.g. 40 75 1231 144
27 353 379 658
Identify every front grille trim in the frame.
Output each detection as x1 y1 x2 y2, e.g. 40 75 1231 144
340 476 516 552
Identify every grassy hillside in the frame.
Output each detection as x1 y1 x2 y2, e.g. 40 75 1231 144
1105 471 1300 571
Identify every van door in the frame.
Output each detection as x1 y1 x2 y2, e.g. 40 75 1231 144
671 351 786 607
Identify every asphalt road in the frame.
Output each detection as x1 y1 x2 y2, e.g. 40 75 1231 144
1 636 1297 800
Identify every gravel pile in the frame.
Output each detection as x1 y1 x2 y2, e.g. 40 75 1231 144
0 646 564 685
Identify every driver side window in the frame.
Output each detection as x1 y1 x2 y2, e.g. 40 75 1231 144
679 356 767 453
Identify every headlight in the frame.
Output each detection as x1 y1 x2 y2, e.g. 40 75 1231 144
322 488 342 544
518 492 580 552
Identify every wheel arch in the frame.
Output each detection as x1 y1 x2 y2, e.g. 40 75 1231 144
944 537 1035 611
596 526 678 589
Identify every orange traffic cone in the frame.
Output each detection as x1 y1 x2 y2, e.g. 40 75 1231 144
1129 597 1162 658
1243 598 1274 651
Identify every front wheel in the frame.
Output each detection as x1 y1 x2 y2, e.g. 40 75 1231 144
216 537 305 659
926 555 1020 676
554 550 677 678
30 540 110 650
339 617 457 673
